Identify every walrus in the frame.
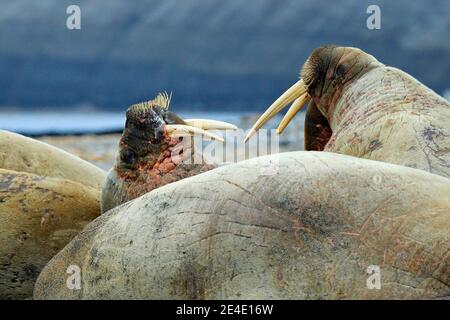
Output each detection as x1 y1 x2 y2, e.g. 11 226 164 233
0 130 105 189
101 92 237 212
0 130 106 299
244 45 450 178
34 152 450 299
0 169 100 299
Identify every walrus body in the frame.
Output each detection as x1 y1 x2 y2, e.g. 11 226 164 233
102 162 213 212
0 130 105 188
0 131 105 299
0 169 100 299
34 152 450 299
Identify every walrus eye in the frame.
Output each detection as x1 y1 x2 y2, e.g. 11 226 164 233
120 148 137 165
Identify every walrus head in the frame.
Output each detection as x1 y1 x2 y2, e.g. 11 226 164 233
244 45 382 150
118 92 237 174
101 92 237 212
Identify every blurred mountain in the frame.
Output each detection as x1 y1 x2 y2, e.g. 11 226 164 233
0 0 449 111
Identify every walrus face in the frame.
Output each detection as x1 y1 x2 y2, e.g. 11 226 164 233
244 45 381 149
119 93 179 171
101 92 238 212
301 46 379 116
114 92 237 196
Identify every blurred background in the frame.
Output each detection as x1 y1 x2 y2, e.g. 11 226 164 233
0 0 449 167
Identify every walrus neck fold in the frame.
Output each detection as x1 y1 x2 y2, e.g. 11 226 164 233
324 66 382 131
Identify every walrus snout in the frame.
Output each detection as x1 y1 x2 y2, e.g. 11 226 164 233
245 45 450 179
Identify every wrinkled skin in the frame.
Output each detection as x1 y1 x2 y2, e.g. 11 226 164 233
101 94 214 212
300 46 450 178
34 152 450 299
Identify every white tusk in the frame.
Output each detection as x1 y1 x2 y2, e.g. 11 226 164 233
276 93 311 134
166 125 224 142
184 119 238 130
244 79 308 143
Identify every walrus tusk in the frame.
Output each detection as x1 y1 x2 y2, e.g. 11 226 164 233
244 79 309 142
165 125 224 142
184 119 238 131
276 92 311 134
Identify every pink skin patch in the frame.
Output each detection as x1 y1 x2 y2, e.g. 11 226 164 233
116 126 213 201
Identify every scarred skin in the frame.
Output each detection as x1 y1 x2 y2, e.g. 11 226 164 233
101 94 214 213
302 45 450 178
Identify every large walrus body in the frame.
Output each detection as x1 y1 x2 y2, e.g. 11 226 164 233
0 169 100 299
34 152 450 299
0 130 105 299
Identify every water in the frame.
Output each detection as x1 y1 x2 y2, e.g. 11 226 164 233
0 111 249 136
